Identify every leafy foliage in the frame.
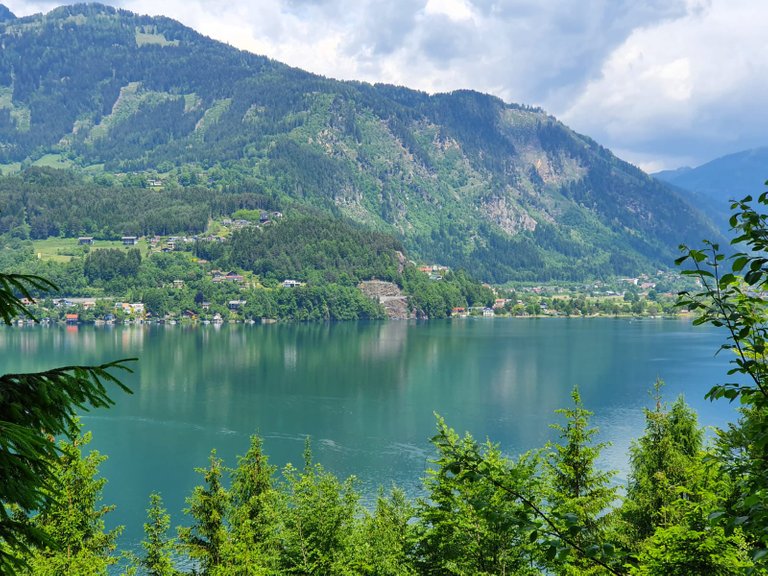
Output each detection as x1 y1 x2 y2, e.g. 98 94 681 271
351 489 417 576
416 418 543 575
0 169 277 239
230 212 403 284
275 439 360 574
676 190 768 564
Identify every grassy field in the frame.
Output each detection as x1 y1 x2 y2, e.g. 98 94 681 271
32 237 149 262
0 162 22 175
0 154 74 176
32 154 75 170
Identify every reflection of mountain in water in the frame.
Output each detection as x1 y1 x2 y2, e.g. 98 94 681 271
0 320 735 549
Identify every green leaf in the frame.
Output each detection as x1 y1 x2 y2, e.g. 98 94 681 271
733 255 750 272
708 510 726 522
561 512 580 526
585 544 601 558
719 273 737 287
734 515 750 526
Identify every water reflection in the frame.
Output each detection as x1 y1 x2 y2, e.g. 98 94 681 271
0 318 736 548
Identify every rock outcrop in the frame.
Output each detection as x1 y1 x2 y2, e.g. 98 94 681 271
358 280 411 320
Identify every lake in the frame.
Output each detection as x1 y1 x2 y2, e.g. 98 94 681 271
1 318 737 549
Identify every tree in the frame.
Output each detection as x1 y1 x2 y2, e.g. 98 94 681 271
350 488 417 576
620 386 704 542
631 523 751 576
544 386 617 574
277 438 360 574
178 450 228 576
616 386 751 574
132 493 177 576
676 191 768 563
0 272 132 574
217 436 281 575
416 417 544 575
20 426 122 576
427 416 626 575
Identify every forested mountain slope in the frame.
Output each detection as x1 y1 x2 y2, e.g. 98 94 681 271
0 3 721 281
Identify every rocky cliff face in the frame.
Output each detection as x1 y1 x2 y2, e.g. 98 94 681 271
358 281 411 320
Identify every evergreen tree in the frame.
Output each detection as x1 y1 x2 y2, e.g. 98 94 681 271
349 488 417 576
136 493 177 576
544 386 617 574
217 436 280 575
178 451 228 576
416 417 543 575
0 272 131 575
619 387 752 574
631 523 751 576
620 386 704 542
21 427 122 576
278 438 359 575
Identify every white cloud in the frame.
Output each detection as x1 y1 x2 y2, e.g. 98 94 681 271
561 0 768 169
424 0 475 21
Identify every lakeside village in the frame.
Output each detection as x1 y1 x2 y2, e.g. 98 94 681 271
13 235 685 326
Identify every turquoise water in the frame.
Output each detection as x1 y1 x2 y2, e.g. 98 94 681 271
1 318 736 549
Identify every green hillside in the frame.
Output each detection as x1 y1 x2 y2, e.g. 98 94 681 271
0 3 722 282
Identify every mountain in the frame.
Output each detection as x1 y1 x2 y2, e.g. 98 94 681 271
654 147 768 236
0 3 722 282
654 147 768 203
0 6 14 22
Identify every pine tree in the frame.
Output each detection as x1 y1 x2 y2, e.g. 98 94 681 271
620 386 752 574
0 272 132 574
21 426 122 576
278 438 360 574
621 386 704 541
218 435 280 575
137 493 177 576
350 488 417 576
416 417 543 575
544 386 617 574
178 451 228 576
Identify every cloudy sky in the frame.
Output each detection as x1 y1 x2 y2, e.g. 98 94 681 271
4 0 767 171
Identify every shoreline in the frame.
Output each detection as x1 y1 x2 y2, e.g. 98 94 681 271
5 312 692 328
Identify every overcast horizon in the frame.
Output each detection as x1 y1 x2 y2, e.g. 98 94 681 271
3 0 766 173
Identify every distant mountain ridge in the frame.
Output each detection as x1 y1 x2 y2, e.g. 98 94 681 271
654 147 768 203
0 3 722 282
0 5 14 21
653 147 768 236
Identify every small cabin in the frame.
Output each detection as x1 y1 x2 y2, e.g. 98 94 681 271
122 236 138 246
